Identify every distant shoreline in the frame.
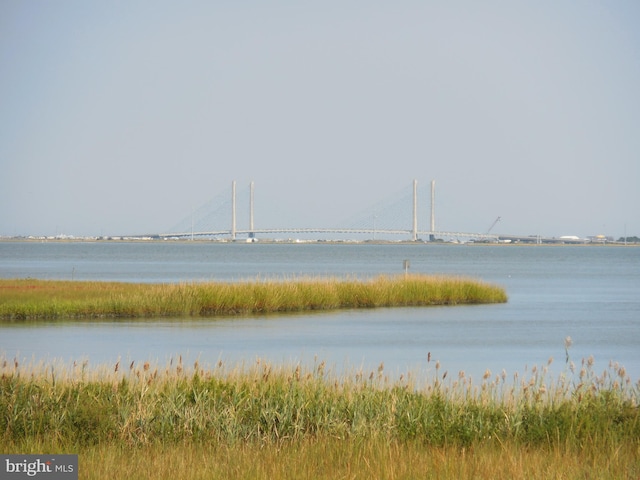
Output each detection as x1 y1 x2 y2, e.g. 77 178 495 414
1 236 637 246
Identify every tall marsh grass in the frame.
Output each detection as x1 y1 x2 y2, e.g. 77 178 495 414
1 354 637 447
0 275 507 320
2 354 638 479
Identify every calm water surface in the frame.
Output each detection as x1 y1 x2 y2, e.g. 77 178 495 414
1 242 639 382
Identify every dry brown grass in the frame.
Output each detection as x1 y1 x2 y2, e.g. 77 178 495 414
12 436 639 480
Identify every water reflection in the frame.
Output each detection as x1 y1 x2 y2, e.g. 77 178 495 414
3 302 639 382
1 243 639 382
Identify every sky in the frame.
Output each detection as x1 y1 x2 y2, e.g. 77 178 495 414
1 1 639 239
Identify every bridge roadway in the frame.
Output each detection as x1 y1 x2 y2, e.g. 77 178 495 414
155 228 499 240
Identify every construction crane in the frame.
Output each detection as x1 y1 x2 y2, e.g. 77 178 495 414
486 216 501 234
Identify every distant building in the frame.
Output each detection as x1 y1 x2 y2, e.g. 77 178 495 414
587 235 613 243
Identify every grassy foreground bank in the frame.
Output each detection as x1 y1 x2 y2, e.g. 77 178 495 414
1 357 638 479
0 275 507 320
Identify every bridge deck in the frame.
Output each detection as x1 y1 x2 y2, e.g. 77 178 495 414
155 228 499 240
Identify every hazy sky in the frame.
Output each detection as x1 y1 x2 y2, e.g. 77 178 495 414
2 1 639 238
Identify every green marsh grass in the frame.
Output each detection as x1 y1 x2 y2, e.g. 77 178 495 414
0 275 507 320
1 355 638 479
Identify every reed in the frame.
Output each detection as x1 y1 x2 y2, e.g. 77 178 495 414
0 275 507 321
1 355 637 447
1 355 638 479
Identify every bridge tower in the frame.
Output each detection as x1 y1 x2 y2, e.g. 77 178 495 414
430 180 436 242
231 180 236 240
412 179 418 241
249 181 255 239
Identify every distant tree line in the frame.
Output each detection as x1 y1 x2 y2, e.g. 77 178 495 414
617 236 640 243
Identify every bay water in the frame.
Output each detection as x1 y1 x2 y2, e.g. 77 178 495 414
1 241 638 383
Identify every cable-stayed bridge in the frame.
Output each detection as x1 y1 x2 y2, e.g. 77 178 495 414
154 180 498 242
